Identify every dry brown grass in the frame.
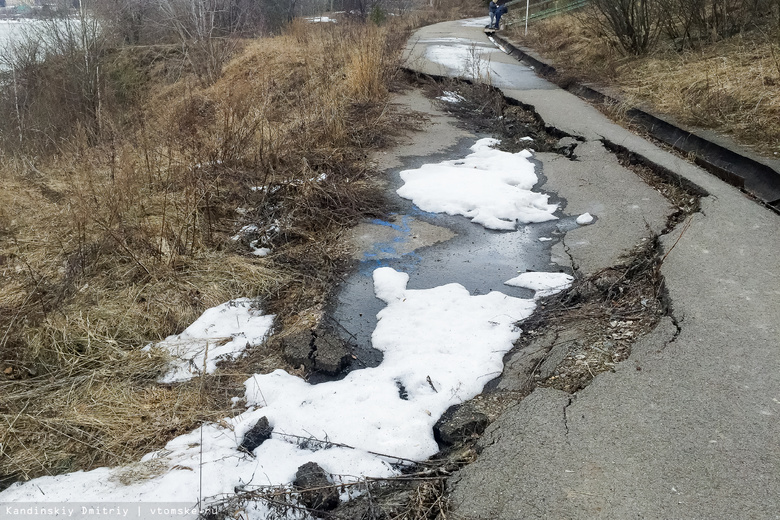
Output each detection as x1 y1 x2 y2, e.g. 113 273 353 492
0 19 413 489
510 14 780 156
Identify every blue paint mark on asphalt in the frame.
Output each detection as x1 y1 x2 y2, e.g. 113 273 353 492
358 211 443 276
369 217 406 232
361 242 399 262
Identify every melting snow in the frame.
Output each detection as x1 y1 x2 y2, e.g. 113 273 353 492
504 272 574 299
1 269 535 516
304 16 337 23
437 91 465 103
576 212 594 225
147 299 275 383
397 138 558 230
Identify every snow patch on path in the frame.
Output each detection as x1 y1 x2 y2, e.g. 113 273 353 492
397 138 558 230
576 212 594 225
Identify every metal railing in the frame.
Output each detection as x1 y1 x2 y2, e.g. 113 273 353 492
505 0 589 24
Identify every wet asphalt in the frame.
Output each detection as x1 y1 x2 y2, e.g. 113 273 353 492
405 19 780 520
328 131 582 369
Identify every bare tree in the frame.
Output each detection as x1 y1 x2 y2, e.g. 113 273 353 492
156 0 232 84
588 0 661 54
657 0 779 47
0 0 109 150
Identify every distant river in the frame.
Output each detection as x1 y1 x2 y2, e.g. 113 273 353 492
0 18 85 69
0 19 36 46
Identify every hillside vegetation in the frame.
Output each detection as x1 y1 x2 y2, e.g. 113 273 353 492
0 8 451 488
509 1 780 157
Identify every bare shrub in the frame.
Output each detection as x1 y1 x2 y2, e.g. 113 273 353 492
584 0 661 55
156 0 240 85
0 3 110 153
658 0 780 47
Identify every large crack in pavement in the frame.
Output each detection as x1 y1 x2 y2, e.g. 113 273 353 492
316 77 707 519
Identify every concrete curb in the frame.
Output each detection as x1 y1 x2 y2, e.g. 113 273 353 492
491 33 780 210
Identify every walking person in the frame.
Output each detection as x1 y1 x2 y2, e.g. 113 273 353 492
488 0 498 29
494 1 508 30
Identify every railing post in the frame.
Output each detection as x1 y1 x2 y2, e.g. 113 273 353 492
525 0 530 34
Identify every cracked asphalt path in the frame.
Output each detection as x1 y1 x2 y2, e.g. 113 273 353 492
404 20 780 519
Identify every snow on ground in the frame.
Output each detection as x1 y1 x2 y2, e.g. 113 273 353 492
146 299 275 383
437 91 465 103
576 212 594 225
397 138 558 230
1 268 535 517
504 272 574 299
304 16 337 23
460 17 491 27
250 244 271 256
0 131 573 517
232 224 259 241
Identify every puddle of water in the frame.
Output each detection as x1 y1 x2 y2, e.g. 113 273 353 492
329 137 569 368
421 39 556 90
346 216 456 261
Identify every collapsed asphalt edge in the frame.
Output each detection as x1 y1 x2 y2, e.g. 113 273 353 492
491 33 780 210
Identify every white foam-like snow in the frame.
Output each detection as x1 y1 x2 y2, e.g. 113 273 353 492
397 138 558 230
504 272 574 299
232 224 259 241
437 91 465 103
149 299 275 383
1 268 535 515
576 212 594 225
250 244 271 256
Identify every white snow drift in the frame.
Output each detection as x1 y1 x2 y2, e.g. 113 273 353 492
504 272 574 299
576 212 594 225
397 138 558 230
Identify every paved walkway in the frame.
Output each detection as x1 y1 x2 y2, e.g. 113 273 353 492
404 20 780 519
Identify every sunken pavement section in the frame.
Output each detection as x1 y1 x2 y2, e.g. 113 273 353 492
404 19 780 520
